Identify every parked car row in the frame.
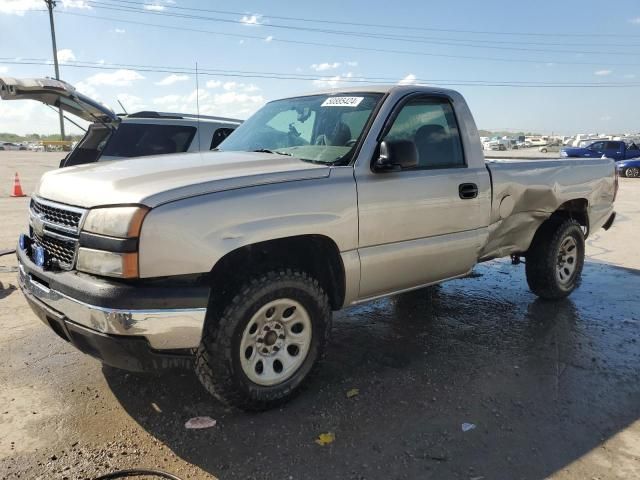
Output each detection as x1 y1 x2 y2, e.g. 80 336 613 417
0 141 27 150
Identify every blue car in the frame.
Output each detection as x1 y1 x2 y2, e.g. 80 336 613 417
616 158 640 178
561 140 640 161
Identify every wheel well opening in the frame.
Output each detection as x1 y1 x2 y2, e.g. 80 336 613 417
552 198 589 236
209 235 346 310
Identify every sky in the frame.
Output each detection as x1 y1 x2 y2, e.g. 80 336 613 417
0 0 639 136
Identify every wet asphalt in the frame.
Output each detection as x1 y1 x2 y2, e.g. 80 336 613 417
0 153 639 479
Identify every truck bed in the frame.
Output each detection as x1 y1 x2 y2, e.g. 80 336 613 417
479 157 616 261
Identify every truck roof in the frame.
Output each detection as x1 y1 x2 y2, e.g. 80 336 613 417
297 84 461 98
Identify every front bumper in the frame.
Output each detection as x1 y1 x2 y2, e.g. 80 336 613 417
17 246 209 371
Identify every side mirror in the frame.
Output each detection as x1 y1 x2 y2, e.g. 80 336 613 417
374 139 418 171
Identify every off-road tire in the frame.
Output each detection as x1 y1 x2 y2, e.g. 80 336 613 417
525 218 585 300
195 269 331 411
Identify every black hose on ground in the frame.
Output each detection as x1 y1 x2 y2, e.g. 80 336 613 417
93 469 184 480
0 248 16 257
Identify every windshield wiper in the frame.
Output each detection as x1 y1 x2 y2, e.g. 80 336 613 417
252 148 292 156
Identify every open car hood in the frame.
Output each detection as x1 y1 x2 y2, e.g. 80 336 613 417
0 77 118 124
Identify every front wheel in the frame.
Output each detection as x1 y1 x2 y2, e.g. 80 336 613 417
540 148 548 153
195 269 331 411
525 218 585 300
625 167 640 178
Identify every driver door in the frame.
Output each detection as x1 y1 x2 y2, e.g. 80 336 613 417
355 95 488 300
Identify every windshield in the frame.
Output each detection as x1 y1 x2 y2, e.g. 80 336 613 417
218 93 383 164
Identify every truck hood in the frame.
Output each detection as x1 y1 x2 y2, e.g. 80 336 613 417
616 158 640 168
0 77 118 124
35 151 331 208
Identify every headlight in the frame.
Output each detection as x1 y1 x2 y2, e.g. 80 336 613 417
77 248 138 278
83 206 149 238
78 205 148 278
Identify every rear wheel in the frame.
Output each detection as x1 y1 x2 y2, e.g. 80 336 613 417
525 218 585 300
625 167 640 178
540 148 548 153
195 269 331 411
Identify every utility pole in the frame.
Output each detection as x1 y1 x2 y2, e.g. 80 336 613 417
44 0 65 141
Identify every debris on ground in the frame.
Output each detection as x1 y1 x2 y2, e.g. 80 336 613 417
184 416 217 429
315 432 335 446
461 423 477 432
346 388 359 399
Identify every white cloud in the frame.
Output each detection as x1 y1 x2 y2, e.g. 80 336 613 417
57 49 76 64
398 74 417 85
623 73 636 79
345 61 358 67
201 91 264 118
152 84 264 118
594 69 612 76
144 3 165 11
114 28 126 34
0 66 8 73
0 0 90 15
601 115 613 121
116 93 146 112
630 17 640 24
313 75 342 88
60 0 90 8
311 62 341 72
206 80 221 88
85 69 145 86
222 81 259 92
0 0 42 15
152 94 181 106
240 14 261 25
155 74 190 86
265 35 273 42
0 100 88 134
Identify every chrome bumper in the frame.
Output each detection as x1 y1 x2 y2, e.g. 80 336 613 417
18 263 206 350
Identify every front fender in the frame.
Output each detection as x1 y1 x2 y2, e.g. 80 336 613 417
138 169 358 278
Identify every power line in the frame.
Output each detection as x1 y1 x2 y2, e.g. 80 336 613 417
51 10 640 68
96 0 640 39
2 59 639 88
81 1 640 57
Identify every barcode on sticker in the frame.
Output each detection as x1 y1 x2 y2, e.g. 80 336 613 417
321 97 364 107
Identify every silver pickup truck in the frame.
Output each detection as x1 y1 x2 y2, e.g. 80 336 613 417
17 85 617 410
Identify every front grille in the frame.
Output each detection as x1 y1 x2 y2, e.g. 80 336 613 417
30 198 83 232
29 197 86 270
32 231 77 268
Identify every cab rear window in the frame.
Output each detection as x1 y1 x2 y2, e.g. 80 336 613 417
102 123 196 158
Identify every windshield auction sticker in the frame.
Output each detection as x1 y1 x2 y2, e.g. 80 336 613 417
321 97 364 107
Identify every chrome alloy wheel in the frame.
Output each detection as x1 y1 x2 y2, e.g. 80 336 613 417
626 167 640 178
239 298 312 386
556 236 578 285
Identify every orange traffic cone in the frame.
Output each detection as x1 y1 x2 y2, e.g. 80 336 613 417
10 172 25 197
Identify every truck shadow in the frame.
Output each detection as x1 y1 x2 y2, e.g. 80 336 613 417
103 259 640 479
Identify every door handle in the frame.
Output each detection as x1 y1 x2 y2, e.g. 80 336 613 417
459 183 478 200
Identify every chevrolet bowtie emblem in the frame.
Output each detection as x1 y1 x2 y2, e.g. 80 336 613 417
31 213 46 237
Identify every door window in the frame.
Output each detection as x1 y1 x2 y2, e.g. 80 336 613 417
605 141 621 151
210 127 235 149
383 97 465 169
589 142 605 151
